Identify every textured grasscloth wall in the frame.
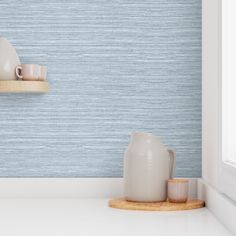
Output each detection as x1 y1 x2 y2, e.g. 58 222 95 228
0 0 201 177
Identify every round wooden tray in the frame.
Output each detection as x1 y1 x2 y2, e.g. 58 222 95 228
0 80 49 93
109 198 205 211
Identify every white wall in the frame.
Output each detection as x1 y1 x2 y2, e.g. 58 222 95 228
202 0 221 188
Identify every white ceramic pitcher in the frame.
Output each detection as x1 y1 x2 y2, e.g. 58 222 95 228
124 131 176 202
0 37 21 80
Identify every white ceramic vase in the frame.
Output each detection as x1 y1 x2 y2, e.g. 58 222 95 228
0 37 21 80
124 131 176 202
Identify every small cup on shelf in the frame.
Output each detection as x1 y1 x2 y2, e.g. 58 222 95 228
168 179 188 203
15 64 47 81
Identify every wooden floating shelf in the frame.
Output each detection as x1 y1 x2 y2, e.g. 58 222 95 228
109 198 205 211
0 80 49 93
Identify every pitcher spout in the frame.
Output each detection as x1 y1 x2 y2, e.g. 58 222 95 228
131 131 162 144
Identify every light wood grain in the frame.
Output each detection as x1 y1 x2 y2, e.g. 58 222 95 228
0 80 49 93
109 198 205 211
168 178 188 183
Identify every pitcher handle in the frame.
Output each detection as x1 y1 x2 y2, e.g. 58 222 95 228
167 148 176 179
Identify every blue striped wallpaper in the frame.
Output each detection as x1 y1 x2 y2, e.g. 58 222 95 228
0 0 201 177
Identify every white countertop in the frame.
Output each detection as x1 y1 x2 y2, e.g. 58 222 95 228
0 198 232 236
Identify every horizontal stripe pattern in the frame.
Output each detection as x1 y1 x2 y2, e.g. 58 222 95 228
0 0 201 177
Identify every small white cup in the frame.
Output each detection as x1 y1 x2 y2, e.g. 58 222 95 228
15 64 47 81
168 179 188 203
